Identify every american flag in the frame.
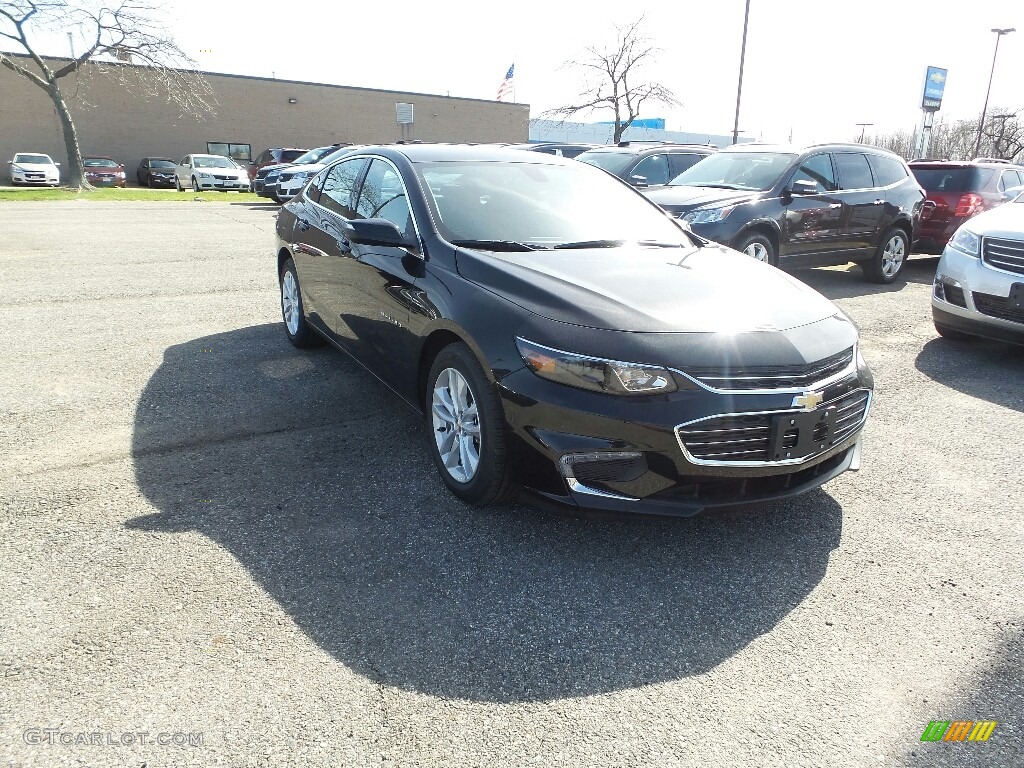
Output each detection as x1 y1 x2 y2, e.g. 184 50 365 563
496 64 514 102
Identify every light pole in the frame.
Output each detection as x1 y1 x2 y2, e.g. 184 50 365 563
856 123 874 143
732 0 751 145
974 27 1015 159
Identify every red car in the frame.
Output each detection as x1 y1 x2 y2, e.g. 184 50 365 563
249 147 308 182
909 159 1024 253
82 156 127 187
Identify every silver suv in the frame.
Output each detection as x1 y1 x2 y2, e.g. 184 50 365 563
932 190 1024 345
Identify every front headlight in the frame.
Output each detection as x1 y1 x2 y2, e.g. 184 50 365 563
948 226 980 257
291 171 311 183
11 165 24 173
683 206 736 225
515 337 678 395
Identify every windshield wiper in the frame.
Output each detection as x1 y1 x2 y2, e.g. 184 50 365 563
451 239 537 252
687 183 743 190
551 239 624 249
636 240 691 248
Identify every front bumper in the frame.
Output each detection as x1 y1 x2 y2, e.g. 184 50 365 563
931 242 1024 345
149 173 176 187
11 172 58 185
497 361 873 517
193 177 251 191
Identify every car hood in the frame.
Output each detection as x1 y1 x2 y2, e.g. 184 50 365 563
642 185 760 214
456 242 840 334
14 163 57 171
281 162 326 174
963 199 1024 235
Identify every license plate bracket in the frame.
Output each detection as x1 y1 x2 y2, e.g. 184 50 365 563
1009 283 1024 311
770 408 837 461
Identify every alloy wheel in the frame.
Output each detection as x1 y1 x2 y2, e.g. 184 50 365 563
881 234 906 279
744 242 769 262
281 270 300 335
431 367 481 483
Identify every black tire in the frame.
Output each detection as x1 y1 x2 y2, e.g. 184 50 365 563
425 343 517 506
174 176 183 192
736 232 777 266
934 322 972 341
278 258 323 348
191 176 200 193
863 227 909 284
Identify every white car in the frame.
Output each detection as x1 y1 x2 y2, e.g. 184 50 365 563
932 190 1024 345
8 153 60 186
174 154 251 192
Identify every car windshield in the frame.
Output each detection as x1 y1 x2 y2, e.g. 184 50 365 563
149 160 175 169
668 151 796 191
293 146 339 164
84 158 119 167
280 150 306 163
911 167 995 192
574 151 635 175
416 159 694 249
14 154 51 164
193 156 236 169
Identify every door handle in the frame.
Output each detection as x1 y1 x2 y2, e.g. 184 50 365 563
297 218 310 231
829 203 842 209
873 199 885 205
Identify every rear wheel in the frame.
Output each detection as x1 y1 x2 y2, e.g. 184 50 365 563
425 343 517 506
863 228 909 283
736 233 777 266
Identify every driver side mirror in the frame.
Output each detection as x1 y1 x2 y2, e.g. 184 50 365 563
341 218 417 250
1001 186 1023 202
55 162 61 166
789 179 819 196
629 174 649 188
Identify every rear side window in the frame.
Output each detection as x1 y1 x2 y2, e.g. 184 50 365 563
998 169 1023 191
834 153 874 190
867 155 909 187
790 153 837 192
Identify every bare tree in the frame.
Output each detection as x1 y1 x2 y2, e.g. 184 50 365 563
0 0 214 188
544 17 679 144
866 109 1024 163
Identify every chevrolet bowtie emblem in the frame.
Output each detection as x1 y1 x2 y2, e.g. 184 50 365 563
792 391 824 410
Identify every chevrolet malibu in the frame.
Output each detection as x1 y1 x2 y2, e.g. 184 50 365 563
275 145 874 516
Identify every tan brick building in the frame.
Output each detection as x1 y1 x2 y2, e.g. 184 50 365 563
0 54 529 181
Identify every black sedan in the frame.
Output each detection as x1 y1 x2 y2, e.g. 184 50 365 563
136 157 177 188
275 145 873 516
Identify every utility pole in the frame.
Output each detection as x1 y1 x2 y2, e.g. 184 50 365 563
974 28 1015 159
856 123 874 143
731 0 751 145
67 31 74 58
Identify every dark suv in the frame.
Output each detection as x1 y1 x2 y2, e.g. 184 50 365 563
643 143 926 283
575 141 717 187
249 147 308 182
909 159 1024 253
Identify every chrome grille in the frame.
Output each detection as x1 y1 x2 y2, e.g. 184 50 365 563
983 237 1024 276
676 388 870 466
681 346 855 391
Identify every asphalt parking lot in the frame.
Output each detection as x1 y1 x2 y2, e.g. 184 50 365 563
1 201 1022 767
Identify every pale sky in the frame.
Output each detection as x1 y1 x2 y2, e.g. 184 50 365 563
42 0 1024 144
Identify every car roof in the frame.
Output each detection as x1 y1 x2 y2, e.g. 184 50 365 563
189 153 230 159
348 143 580 164
908 158 1024 168
581 143 715 154
83 156 119 160
721 142 904 157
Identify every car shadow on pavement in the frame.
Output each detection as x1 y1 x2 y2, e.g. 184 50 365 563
915 338 1024 413
127 323 844 703
793 257 938 301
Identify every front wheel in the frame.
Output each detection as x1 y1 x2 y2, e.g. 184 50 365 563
863 228 909 284
736 233 777 266
191 176 200 193
175 176 183 192
279 258 322 348
426 343 517 506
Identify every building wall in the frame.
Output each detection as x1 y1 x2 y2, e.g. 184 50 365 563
0 55 530 180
